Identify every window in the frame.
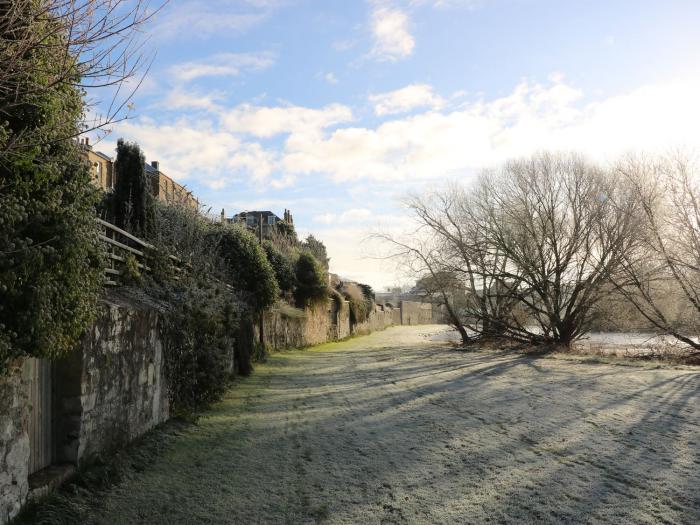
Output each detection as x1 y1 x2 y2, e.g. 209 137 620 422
94 162 101 185
246 215 255 227
267 215 276 225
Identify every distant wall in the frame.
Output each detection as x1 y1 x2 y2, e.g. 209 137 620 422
400 301 435 325
259 301 400 352
352 305 395 335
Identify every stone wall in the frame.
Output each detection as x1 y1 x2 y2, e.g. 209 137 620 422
259 301 399 352
0 296 170 524
400 301 436 325
336 304 351 340
259 301 342 351
67 299 169 463
352 305 395 335
0 360 30 524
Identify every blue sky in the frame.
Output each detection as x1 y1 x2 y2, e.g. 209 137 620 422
93 0 700 289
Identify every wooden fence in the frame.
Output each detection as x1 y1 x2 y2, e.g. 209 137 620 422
97 218 180 286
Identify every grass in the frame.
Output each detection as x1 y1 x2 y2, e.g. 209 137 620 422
12 420 194 525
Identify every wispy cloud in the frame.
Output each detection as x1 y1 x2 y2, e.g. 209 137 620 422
323 72 339 85
369 84 444 115
155 0 284 40
169 52 276 82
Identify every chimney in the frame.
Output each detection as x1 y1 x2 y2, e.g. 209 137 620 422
221 208 225 223
85 137 89 146
151 160 159 171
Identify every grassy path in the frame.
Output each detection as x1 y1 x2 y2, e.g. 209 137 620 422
75 326 700 524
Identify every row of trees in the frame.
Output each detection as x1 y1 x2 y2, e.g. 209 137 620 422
382 152 700 352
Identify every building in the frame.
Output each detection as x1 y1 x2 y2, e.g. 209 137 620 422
84 141 115 191
227 209 294 238
145 161 199 209
80 138 198 209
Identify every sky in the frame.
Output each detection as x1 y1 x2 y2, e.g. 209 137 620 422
91 0 700 291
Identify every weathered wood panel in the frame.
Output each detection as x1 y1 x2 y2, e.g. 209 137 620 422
26 358 53 474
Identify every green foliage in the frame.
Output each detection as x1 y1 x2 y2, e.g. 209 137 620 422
122 254 142 284
262 240 296 294
301 234 330 271
143 246 174 285
215 224 279 312
0 3 104 371
113 139 154 236
294 251 329 307
161 283 238 414
275 220 297 241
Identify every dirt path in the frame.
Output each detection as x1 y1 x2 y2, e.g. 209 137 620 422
89 325 700 524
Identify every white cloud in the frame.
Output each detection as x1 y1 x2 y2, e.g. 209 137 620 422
100 117 279 189
370 6 415 61
221 103 353 138
370 84 444 115
170 52 275 82
104 75 700 191
160 87 223 112
314 208 375 224
324 72 339 84
277 75 700 184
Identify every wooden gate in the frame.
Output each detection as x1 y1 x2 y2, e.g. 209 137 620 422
25 358 53 474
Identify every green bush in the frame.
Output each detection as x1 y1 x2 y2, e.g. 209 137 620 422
294 251 328 307
161 283 238 414
263 240 296 294
215 224 279 312
0 4 104 371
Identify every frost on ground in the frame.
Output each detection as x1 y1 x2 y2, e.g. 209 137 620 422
88 325 699 524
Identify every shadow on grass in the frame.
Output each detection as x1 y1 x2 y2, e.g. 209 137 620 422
12 419 195 525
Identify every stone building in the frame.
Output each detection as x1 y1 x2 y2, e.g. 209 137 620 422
226 209 294 238
79 139 198 209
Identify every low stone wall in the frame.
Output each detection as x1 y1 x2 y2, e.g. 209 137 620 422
337 305 351 340
259 301 399 351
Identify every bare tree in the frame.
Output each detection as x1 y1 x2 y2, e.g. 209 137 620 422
403 186 522 341
479 152 643 346
0 0 164 159
613 153 700 352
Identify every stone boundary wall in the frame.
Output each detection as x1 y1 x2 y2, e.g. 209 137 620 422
352 305 395 336
259 302 400 352
0 298 170 524
70 300 170 463
400 301 437 326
